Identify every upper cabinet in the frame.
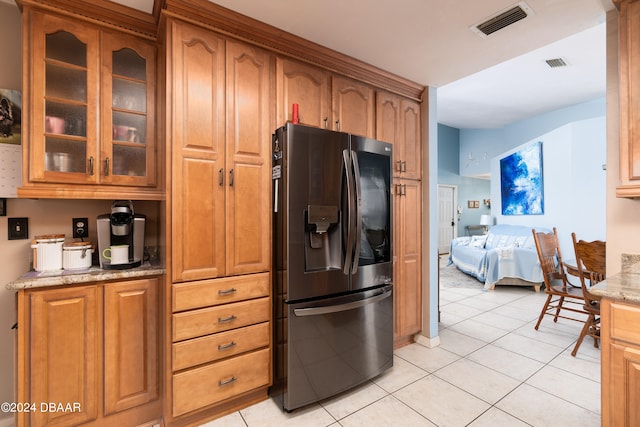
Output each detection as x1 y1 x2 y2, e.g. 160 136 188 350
169 20 272 283
331 75 375 138
376 91 421 180
617 0 640 197
19 7 161 200
276 58 331 128
275 58 376 137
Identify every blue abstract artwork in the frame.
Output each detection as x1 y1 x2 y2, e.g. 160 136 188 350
500 141 544 215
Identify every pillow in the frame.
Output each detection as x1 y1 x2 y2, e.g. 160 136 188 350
469 235 487 248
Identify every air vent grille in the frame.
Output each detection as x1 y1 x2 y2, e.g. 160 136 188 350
545 57 568 68
473 3 530 36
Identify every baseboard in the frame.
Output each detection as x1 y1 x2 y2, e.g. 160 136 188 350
0 415 15 427
413 333 440 348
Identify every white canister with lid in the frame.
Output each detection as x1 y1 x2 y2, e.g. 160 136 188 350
31 234 65 272
63 241 94 270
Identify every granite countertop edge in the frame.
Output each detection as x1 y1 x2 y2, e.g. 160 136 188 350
5 264 165 290
591 262 640 304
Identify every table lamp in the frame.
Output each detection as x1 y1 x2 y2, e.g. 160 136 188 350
480 214 492 233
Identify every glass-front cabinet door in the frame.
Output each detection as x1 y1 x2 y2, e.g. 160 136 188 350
27 12 156 188
30 12 99 183
101 32 156 186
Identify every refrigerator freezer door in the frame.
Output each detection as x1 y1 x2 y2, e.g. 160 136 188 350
279 285 393 411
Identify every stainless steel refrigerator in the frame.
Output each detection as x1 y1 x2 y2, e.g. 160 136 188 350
271 123 394 411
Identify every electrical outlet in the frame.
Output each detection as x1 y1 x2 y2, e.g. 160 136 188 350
72 217 89 238
8 217 29 240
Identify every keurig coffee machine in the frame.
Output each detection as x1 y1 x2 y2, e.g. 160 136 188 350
97 200 146 269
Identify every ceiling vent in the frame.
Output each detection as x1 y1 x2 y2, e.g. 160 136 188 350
545 57 568 68
471 2 533 38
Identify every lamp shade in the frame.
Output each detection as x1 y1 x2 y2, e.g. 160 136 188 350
480 215 492 226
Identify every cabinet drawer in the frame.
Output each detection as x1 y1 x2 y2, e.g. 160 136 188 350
172 272 269 312
172 322 270 371
610 301 640 343
173 297 270 342
172 348 270 417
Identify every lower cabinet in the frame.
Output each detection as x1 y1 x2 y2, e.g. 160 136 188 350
171 272 271 418
16 277 160 427
601 298 640 427
393 179 422 345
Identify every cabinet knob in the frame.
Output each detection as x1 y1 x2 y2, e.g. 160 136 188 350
104 157 110 176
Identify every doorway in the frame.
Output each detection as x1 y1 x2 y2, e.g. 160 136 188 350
437 184 457 254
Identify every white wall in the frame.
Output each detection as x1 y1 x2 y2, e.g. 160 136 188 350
490 116 607 255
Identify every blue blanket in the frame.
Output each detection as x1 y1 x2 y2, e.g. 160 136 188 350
449 224 546 289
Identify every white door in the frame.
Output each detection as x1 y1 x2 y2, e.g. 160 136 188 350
438 185 457 254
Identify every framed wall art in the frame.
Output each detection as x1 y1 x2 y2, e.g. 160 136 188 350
500 141 544 215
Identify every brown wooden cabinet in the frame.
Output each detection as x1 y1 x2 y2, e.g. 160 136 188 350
276 57 331 128
331 75 375 137
16 277 160 427
376 91 421 180
601 298 640 426
19 6 160 200
27 285 99 427
171 273 271 417
165 17 273 421
377 90 423 344
169 20 271 284
616 0 640 197
393 180 423 344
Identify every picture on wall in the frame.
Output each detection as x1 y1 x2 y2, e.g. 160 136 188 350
0 89 21 145
500 141 544 215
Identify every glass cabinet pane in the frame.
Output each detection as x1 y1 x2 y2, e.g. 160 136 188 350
45 101 86 136
112 48 146 80
45 137 86 173
46 31 87 67
112 145 146 177
112 111 145 144
45 63 87 102
112 78 146 112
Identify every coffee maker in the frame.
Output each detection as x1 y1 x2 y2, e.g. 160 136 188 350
97 200 146 269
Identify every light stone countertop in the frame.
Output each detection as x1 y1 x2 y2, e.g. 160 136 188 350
5 263 165 290
591 260 640 304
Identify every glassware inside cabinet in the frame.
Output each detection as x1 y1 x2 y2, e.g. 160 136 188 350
112 145 146 177
45 137 87 173
44 30 89 175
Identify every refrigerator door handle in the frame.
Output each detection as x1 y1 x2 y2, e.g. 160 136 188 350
351 150 362 274
293 288 392 317
342 149 355 275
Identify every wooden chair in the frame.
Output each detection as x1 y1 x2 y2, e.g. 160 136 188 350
570 233 605 357
532 228 587 331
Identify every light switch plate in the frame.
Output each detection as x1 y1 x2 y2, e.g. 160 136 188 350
8 217 29 240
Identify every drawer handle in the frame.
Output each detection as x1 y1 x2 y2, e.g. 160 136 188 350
218 376 237 387
218 315 237 324
218 341 237 351
218 288 237 296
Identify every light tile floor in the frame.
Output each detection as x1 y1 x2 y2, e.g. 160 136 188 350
201 284 601 427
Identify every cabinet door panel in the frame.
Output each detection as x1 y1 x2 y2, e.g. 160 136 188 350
171 21 226 282
332 76 374 137
276 58 330 128
30 286 99 426
226 40 272 276
393 180 422 341
101 31 156 186
400 99 421 180
173 157 225 281
104 278 158 414
29 11 99 184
